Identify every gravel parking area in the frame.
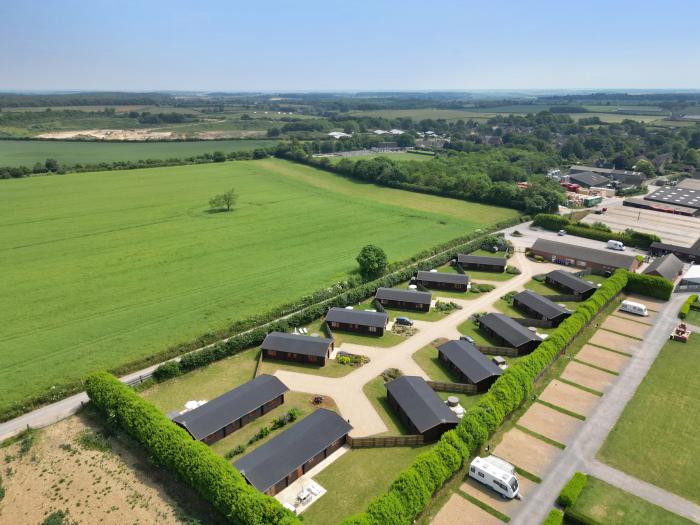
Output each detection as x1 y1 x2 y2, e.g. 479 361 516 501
589 330 638 354
601 316 647 339
576 345 629 373
561 361 615 393
517 402 584 446
494 428 563 479
431 493 503 525
460 476 535 516
613 310 655 326
539 380 601 418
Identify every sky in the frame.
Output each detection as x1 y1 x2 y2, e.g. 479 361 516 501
1 0 699 92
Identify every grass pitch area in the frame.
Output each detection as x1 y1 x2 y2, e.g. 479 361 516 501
598 335 700 504
0 158 517 413
568 477 695 525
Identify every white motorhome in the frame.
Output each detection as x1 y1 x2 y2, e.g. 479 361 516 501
619 300 649 317
468 456 520 499
607 240 625 251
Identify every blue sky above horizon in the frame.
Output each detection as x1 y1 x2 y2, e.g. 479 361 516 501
1 0 699 92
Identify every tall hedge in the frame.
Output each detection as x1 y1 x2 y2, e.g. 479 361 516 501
542 508 564 525
625 272 673 300
341 270 628 525
679 294 699 319
557 472 588 508
85 372 299 525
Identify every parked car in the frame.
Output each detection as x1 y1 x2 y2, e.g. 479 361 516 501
460 335 475 344
558 229 567 236
395 317 413 326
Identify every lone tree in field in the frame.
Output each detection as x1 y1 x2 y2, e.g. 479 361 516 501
209 188 237 212
357 244 387 280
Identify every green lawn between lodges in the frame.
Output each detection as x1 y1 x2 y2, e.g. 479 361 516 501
302 445 428 525
597 335 700 504
0 138 278 166
567 476 695 525
0 158 519 413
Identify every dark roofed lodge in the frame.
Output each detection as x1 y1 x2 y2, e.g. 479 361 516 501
512 290 571 326
414 270 469 291
173 374 289 444
375 287 432 312
325 307 388 335
457 254 507 273
234 408 352 496
437 340 502 392
545 270 597 299
477 313 542 354
260 332 334 366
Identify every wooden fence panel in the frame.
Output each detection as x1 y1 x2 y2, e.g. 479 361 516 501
347 435 424 448
427 381 478 394
477 345 519 357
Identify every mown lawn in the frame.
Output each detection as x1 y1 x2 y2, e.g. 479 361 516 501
598 336 700 504
568 477 695 525
362 376 410 436
303 445 427 525
412 344 461 383
0 158 518 412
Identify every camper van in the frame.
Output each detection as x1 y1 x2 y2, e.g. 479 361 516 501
607 240 625 251
468 456 520 499
619 300 649 317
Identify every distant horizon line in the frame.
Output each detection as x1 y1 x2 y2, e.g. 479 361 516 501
1 88 700 96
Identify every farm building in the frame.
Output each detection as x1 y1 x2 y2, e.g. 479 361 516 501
437 340 502 392
569 165 646 187
568 171 611 188
649 241 700 263
385 376 459 441
643 254 684 282
325 307 388 335
234 408 352 496
173 374 289 444
531 238 640 272
415 270 469 291
260 332 334 366
375 287 432 312
477 313 542 354
644 186 700 214
457 254 507 272
512 290 571 326
545 270 598 299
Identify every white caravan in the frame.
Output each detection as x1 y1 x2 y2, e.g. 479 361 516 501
607 240 625 251
468 456 520 499
619 300 649 317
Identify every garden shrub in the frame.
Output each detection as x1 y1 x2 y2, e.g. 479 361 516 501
152 360 181 381
542 508 564 525
679 294 698 319
625 272 673 300
85 372 297 525
340 270 628 525
557 472 588 508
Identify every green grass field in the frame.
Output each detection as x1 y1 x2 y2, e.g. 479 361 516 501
0 139 278 166
598 335 700 504
568 477 695 525
0 158 517 413
327 151 433 164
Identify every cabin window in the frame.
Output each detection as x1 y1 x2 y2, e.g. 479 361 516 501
267 350 276 357
478 472 484 478
331 322 339 328
369 326 376 333
470 467 475 473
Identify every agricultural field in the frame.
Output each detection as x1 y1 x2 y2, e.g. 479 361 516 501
0 139 278 167
598 335 700 504
0 158 518 415
347 108 494 121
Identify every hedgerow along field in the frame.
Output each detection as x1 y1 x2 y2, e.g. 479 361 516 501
0 158 518 415
0 138 278 167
